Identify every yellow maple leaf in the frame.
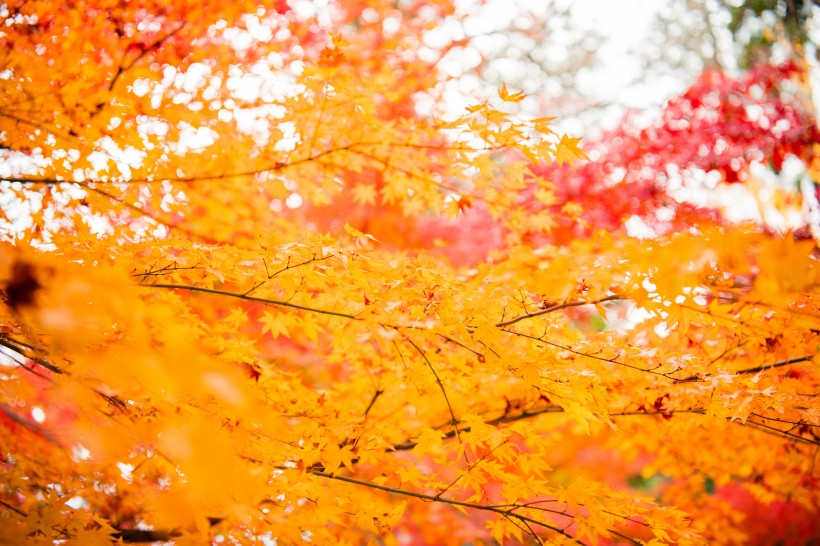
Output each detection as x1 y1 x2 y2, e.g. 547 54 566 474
351 183 377 206
534 187 557 206
330 32 349 48
412 428 445 455
561 201 584 217
260 310 289 339
299 314 322 343
344 222 379 242
555 134 589 166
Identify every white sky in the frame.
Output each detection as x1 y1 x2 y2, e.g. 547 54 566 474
429 0 689 134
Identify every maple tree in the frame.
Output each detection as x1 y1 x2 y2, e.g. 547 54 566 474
1 1 819 545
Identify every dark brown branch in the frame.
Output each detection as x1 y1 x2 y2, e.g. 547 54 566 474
675 355 815 383
0 336 127 412
0 140 497 186
390 406 707 451
749 412 819 427
0 110 78 141
111 528 182 543
0 143 356 186
493 295 622 329
83 185 217 242
0 498 185 543
0 336 64 374
0 403 62 445
308 470 586 544
142 283 357 320
108 23 186 92
403 335 463 446
362 389 383 418
501 327 676 380
733 355 815 376
390 405 820 452
0 498 27 517
744 418 819 446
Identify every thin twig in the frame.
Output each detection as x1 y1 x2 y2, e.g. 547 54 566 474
108 23 186 92
403 335 464 449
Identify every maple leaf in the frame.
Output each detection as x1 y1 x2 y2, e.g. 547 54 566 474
260 310 290 339
412 428 445 455
554 134 589 166
298 314 322 343
351 183 377 206
534 187 558 206
344 222 379 242
498 82 526 103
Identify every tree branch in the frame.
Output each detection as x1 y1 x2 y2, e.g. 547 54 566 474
108 23 186 93
0 140 500 186
403 335 464 448
492 295 622 329
142 283 358 320
307 469 587 544
675 355 815 383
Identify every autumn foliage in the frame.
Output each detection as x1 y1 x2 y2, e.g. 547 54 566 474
0 1 819 545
